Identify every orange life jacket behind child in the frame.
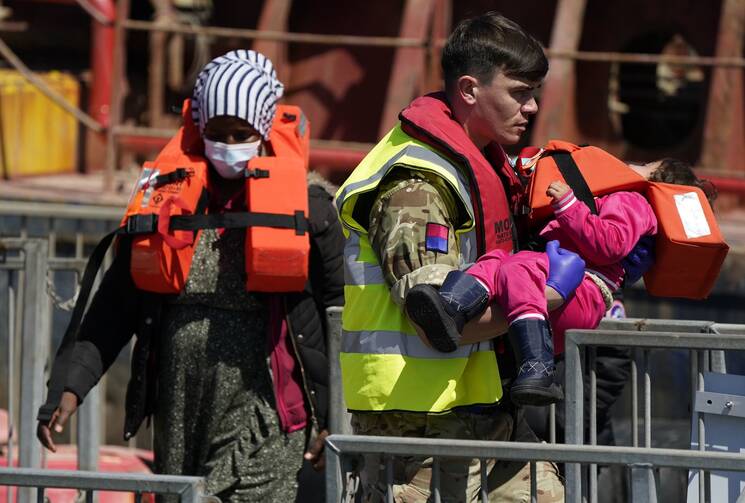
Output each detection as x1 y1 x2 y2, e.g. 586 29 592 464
521 140 728 299
122 99 311 294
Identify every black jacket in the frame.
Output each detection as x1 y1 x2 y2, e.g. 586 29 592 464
39 182 345 440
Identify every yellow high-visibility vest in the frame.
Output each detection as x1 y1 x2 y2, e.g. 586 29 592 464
334 124 503 413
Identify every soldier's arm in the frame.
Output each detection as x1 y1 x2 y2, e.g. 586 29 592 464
368 168 462 305
368 168 510 343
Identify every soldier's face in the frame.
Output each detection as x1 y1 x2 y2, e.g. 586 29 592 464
471 71 541 146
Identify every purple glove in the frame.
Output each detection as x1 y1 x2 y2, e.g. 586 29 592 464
546 240 585 300
621 235 656 286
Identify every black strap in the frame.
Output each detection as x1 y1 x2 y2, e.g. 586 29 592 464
551 151 598 215
38 228 122 422
152 167 189 187
170 211 308 235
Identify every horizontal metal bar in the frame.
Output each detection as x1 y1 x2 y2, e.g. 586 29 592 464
0 238 29 249
0 21 29 32
48 258 88 271
112 125 376 152
597 318 717 333
119 20 745 68
122 19 428 48
546 49 745 68
711 324 745 335
566 329 745 350
0 260 24 271
0 468 204 495
326 436 745 472
112 124 176 139
695 391 745 418
0 201 122 220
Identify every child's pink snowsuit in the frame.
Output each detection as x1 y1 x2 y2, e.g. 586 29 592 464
467 189 657 353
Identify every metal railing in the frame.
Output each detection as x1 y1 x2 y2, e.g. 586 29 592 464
0 467 210 503
324 318 745 502
4 217 745 502
1 203 123 501
564 319 745 503
324 435 745 503
0 238 107 487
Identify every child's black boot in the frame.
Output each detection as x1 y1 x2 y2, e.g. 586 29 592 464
507 318 563 406
405 270 489 352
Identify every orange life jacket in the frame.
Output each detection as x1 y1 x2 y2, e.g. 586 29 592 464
122 99 311 294
522 140 728 299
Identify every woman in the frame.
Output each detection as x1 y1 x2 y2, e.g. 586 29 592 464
37 50 344 502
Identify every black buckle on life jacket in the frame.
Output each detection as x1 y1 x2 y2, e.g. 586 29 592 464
125 214 158 235
246 168 270 179
294 210 308 235
153 168 190 188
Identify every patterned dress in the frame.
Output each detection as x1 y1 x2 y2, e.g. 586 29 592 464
153 228 306 502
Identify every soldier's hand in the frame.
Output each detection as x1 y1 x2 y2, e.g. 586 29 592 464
36 391 79 452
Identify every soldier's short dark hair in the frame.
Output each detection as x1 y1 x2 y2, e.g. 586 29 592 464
442 12 548 91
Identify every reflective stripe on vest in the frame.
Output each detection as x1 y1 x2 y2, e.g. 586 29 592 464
335 125 502 413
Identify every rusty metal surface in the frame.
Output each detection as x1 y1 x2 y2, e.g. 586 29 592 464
147 0 175 129
701 0 745 178
377 0 435 137
424 0 451 92
531 0 587 146
87 0 115 127
95 3 743 197
253 0 293 83
103 0 129 191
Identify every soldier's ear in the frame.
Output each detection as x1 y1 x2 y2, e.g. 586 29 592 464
457 76 478 106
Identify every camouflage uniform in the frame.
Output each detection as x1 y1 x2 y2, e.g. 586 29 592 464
353 166 564 502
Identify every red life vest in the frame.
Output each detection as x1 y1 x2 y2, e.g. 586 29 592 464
522 140 729 299
122 99 311 294
399 93 521 255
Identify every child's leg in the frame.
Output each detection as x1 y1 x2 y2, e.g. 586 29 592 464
548 278 607 354
494 252 563 406
405 249 510 353
493 251 550 324
466 248 512 299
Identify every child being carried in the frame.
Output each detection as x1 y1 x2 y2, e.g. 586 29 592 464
405 158 716 406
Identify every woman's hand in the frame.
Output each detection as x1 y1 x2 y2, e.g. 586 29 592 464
36 391 79 452
304 429 329 471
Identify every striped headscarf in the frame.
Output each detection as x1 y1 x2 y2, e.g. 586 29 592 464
192 50 284 140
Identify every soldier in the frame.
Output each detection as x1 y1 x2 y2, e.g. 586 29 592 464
335 12 580 502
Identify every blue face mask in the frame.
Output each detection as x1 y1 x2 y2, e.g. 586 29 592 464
204 138 261 179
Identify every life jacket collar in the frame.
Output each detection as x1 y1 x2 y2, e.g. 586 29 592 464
399 92 519 254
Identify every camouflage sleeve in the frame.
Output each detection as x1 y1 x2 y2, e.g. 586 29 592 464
368 167 465 305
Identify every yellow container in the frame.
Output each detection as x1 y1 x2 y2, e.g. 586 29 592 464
0 69 80 177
